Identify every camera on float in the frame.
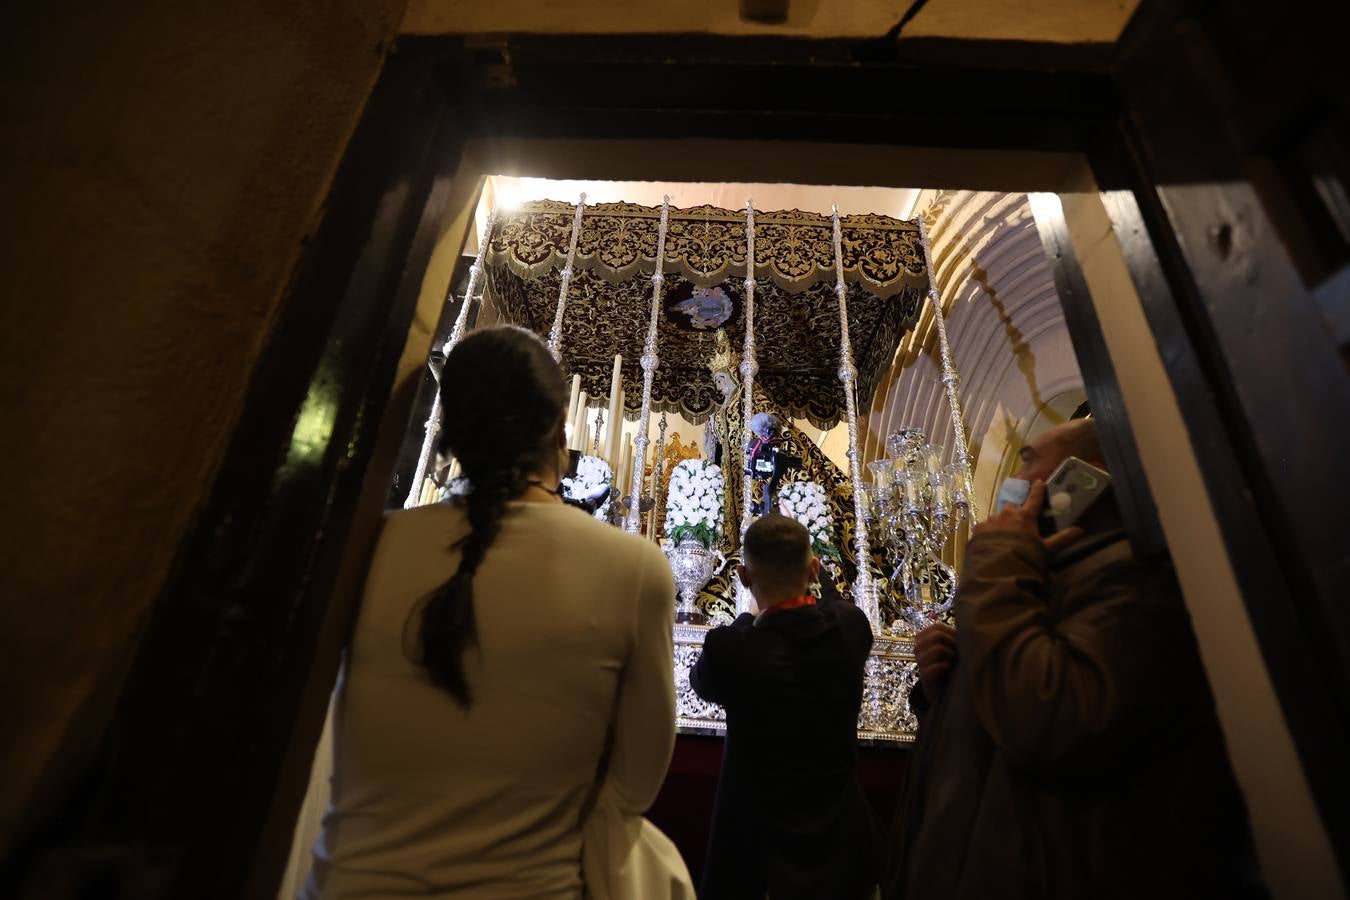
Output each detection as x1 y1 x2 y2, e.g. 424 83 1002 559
744 413 802 516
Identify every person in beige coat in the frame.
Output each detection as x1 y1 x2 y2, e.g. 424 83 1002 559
303 326 690 899
888 419 1265 900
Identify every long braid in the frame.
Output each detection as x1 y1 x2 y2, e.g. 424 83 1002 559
409 325 567 707
418 465 525 705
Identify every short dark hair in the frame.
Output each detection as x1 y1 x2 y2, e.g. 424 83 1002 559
743 515 812 586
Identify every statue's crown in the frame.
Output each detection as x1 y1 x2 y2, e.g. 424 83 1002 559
707 328 741 378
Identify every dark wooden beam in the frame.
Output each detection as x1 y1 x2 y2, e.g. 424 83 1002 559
1100 0 1350 881
428 34 1119 154
1028 190 1166 560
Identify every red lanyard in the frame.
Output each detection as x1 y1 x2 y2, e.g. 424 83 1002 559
760 595 816 616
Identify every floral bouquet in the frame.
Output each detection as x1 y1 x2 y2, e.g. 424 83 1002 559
561 454 614 521
778 480 840 560
664 459 725 548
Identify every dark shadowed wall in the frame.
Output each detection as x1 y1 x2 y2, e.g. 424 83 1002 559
0 0 408 853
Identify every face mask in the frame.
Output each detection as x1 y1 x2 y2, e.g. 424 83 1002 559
995 476 1031 511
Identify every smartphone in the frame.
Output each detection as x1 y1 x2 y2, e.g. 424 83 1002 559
1039 456 1111 536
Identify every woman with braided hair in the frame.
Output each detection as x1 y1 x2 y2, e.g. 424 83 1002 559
304 326 690 899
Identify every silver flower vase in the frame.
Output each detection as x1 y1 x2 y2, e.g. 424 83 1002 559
666 535 724 624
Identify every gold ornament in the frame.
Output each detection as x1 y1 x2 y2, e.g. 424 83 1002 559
706 328 741 383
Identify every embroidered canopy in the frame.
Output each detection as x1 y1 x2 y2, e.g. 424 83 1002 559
484 200 930 429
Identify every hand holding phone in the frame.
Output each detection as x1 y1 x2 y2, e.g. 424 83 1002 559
1038 456 1111 536
974 475 1092 553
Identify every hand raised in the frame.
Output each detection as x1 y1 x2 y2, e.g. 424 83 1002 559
914 623 957 699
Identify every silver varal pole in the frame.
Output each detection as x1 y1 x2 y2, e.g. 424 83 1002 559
916 216 979 520
547 193 587 359
832 206 878 626
404 202 498 509
626 196 671 532
737 200 760 615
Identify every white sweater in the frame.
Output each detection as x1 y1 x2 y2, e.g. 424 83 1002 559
303 501 677 899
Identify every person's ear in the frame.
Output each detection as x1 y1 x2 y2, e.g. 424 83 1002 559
737 564 752 590
808 556 821 583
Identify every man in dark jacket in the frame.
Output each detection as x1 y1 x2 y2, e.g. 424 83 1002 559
889 419 1266 900
692 515 881 900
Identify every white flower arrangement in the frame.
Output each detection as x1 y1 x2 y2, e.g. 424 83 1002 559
664 459 725 548
778 480 839 560
561 454 614 520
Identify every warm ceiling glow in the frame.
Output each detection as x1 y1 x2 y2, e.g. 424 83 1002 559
485 176 920 219
493 181 525 211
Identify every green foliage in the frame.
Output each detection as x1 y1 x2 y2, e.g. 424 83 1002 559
670 522 717 549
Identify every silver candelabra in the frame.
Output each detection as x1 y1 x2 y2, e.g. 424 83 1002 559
866 428 971 630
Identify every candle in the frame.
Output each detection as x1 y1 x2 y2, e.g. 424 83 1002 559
565 373 581 439
932 473 950 510
901 468 924 513
620 438 634 503
605 354 623 464
606 389 625 470
926 444 945 475
571 390 588 452
647 418 666 539
616 390 626 464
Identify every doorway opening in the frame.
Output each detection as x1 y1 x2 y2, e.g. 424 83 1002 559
275 162 1181 894
57 30 1348 900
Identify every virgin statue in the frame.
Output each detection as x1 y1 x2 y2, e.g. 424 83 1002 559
696 330 865 620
